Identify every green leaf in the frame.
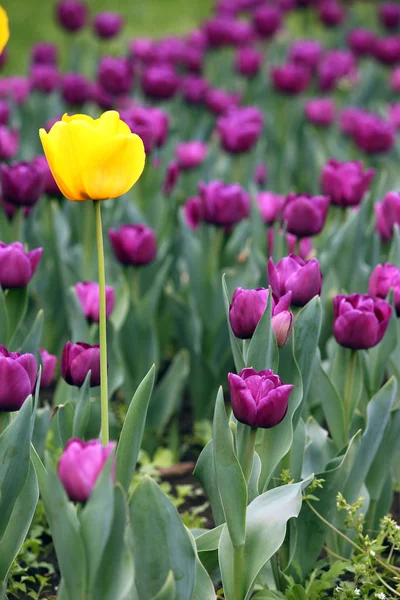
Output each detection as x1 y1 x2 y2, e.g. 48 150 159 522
6 287 28 347
302 419 336 477
194 441 225 526
66 288 90 345
129 476 196 600
294 296 322 402
245 288 279 372
0 287 8 343
187 530 216 600
213 387 247 548
388 223 400 264
57 403 75 448
222 274 246 373
219 477 313 600
73 371 91 439
153 572 175 600
139 256 172 321
367 307 397 395
195 525 224 553
116 365 155 491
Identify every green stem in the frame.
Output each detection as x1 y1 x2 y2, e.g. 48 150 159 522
233 545 244 600
343 350 357 435
93 200 109 447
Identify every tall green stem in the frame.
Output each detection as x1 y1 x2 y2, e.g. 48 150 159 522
233 544 244 600
93 200 109 446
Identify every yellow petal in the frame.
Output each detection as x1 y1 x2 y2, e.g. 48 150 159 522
0 6 9 55
82 133 145 200
62 113 96 126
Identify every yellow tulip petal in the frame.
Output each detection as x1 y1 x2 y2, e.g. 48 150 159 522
0 6 9 55
62 113 96 125
95 110 125 136
82 133 146 200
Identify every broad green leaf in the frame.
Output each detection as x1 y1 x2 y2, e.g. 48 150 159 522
73 371 91 439
195 525 224 553
194 441 225 526
294 297 322 402
139 256 172 321
153 572 175 600
32 407 51 458
130 476 196 600
57 402 75 448
222 274 246 373
302 419 336 478
6 287 28 347
116 365 155 491
367 307 397 396
245 289 279 372
187 530 216 600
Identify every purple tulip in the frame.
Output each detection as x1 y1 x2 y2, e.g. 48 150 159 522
229 287 293 345
182 46 204 74
31 43 58 65
61 73 92 105
0 77 31 105
175 141 207 170
375 192 400 242
75 281 115 323
97 57 133 96
198 180 250 228
267 229 312 261
1 162 45 207
0 100 10 125
289 39 323 71
163 161 180 196
368 263 400 302
187 28 208 50
150 37 187 65
254 163 268 186
317 50 356 92
388 103 400 130
305 98 336 127
353 114 395 154
268 254 322 306
184 196 203 230
120 105 169 151
0 345 37 412
56 0 88 32
58 439 116 502
347 29 376 56
61 342 101 387
0 126 19 161
339 107 368 137
321 159 375 207
228 368 293 429
217 106 263 154
253 6 282 38
235 46 263 77
379 2 400 30
271 63 311 94
93 12 123 39
129 37 155 63
205 88 241 115
373 36 400 65
182 75 209 105
30 64 59 94
204 17 240 47
0 242 42 289
319 0 345 27
108 224 157 266
257 191 285 225
39 348 57 389
141 64 180 100
391 67 400 92
333 294 392 350
282 193 330 237
33 155 62 197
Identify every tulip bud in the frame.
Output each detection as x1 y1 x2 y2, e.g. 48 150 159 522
319 0 345 27
120 105 169 152
163 161 180 196
175 141 208 170
379 2 400 30
375 191 400 242
198 180 250 228
228 368 293 428
271 63 311 95
373 36 400 66
184 196 203 230
93 11 123 39
56 0 88 32
271 310 294 347
347 29 376 56
0 126 19 160
1 161 45 207
97 57 133 96
182 75 209 105
0 242 42 288
108 224 157 266
58 438 116 502
75 281 115 323
257 191 284 225
320 159 375 207
368 263 400 300
141 64 180 100
253 6 282 38
217 106 263 154
268 255 322 306
254 163 268 186
352 113 395 154
0 345 38 411
205 87 241 115
61 73 92 106
30 64 59 94
128 37 155 63
39 348 57 389
289 39 323 71
305 98 336 127
333 294 392 350
317 50 356 92
235 46 263 78
31 42 58 65
61 341 101 387
282 193 329 237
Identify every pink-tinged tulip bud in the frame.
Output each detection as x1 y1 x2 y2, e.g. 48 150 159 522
347 29 376 56
97 57 133 96
375 191 400 242
271 63 311 94
1 162 45 207
61 73 92 106
321 159 375 207
58 439 116 502
228 368 293 428
33 155 62 197
141 64 180 100
353 114 395 154
184 196 203 230
380 2 400 30
305 98 336 126
282 193 330 237
319 0 345 27
56 0 88 32
253 6 282 38
182 75 209 105
235 46 263 78
368 263 400 301
254 163 268 186
0 242 42 289
39 348 57 389
267 229 312 261
31 43 58 65
317 50 356 92
268 255 322 306
333 294 392 350
0 126 19 161
75 281 115 323
0 345 37 411
0 100 10 125
30 64 59 94
61 342 101 387
390 67 400 92
175 141 208 170
289 39 323 71
163 161 180 196
373 36 400 65
108 224 157 266
257 191 285 225
198 180 250 228
93 11 123 39
217 106 264 154
229 287 293 344
205 88 242 115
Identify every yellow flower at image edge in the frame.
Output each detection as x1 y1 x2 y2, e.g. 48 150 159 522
0 5 9 54
39 111 146 201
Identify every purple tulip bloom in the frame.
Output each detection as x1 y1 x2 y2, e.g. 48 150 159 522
33 155 62 197
217 106 263 154
97 57 133 96
205 87 242 115
120 105 169 152
271 63 311 94
319 0 345 27
268 254 322 306
368 263 400 302
253 6 282 38
58 439 116 502
93 12 123 39
184 196 204 230
379 2 400 30
108 224 157 266
141 64 180 100
0 126 19 161
228 368 293 428
61 73 92 105
373 36 400 65
0 242 42 289
31 43 58 65
305 98 336 127
339 107 368 137
375 192 400 242
0 76 31 105
30 64 59 94
75 281 115 323
1 162 45 206
289 39 323 71
347 29 376 56
61 342 101 387
175 141 208 170
129 37 155 63
317 50 356 92
0 100 10 125
0 345 37 412
352 114 395 154
182 46 204 74
321 159 375 207
333 294 392 350
39 348 57 389
182 75 209 105
257 191 285 225
282 193 330 237
198 180 250 228
235 46 263 77
56 0 88 32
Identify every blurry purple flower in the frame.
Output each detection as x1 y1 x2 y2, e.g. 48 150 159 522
235 46 263 77
271 63 311 94
305 98 336 126
182 46 204 73
129 37 155 63
368 263 400 301
182 75 209 105
373 35 400 65
184 196 203 230
353 113 395 154
0 126 19 160
339 107 368 136
254 163 268 186
163 161 180 196
217 106 263 154
61 73 92 105
1 162 45 206
97 57 133 96
375 191 400 242
93 11 123 39
347 29 376 56
141 64 180 100
33 155 62 197
205 88 242 115
56 0 88 32
333 294 391 350
30 64 59 94
75 281 115 323
318 50 357 91
0 345 37 412
39 348 57 389
0 242 43 289
198 180 250 228
253 6 282 38
321 159 375 207
268 254 322 306
319 0 345 27
0 76 31 104
31 43 58 65
175 141 207 170
289 39 323 70
267 229 312 260
379 2 400 30
257 191 285 225
108 224 157 266
282 193 330 237
61 342 101 387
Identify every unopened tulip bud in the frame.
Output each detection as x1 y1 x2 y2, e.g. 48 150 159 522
75 281 115 323
321 159 375 207
39 348 57 389
375 191 400 242
175 141 207 170
333 294 391 350
61 341 101 387
108 224 157 266
0 242 42 288
56 0 87 32
282 193 329 237
93 11 123 39
1 161 45 207
0 345 37 411
368 263 400 300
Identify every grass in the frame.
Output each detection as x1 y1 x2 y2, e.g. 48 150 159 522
2 0 214 74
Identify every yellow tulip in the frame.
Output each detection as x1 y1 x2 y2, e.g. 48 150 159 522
0 5 9 55
39 111 146 201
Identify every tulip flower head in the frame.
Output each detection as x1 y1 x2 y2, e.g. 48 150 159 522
0 242 43 288
228 368 293 428
282 193 329 237
0 6 9 55
305 98 336 127
61 341 101 387
0 345 37 411
39 111 145 201
257 191 285 225
198 180 250 229
108 224 157 266
58 438 116 502
175 141 208 170
333 294 392 350
268 254 322 306
368 263 400 300
1 161 45 206
56 0 87 32
375 191 400 242
321 159 375 207
93 12 123 39
39 348 57 389
75 281 115 323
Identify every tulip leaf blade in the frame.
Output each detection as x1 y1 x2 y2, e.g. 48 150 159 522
6 286 28 348
222 274 246 373
153 571 176 600
57 402 75 448
194 440 225 526
73 370 91 439
19 309 44 359
116 364 155 491
294 296 322 403
245 287 279 372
